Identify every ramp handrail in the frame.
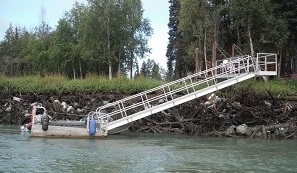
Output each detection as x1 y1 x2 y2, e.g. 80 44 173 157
96 53 277 130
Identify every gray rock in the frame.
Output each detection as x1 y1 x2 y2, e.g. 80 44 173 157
225 125 236 136
236 124 251 136
13 96 21 102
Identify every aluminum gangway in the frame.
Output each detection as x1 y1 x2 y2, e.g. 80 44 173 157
96 53 277 132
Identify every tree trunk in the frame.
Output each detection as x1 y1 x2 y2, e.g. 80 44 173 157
212 42 217 68
130 49 133 79
212 16 219 68
98 48 101 76
108 59 112 80
79 58 83 80
236 26 241 48
248 24 255 57
107 14 112 80
204 29 207 70
118 52 121 77
195 48 200 74
73 66 76 80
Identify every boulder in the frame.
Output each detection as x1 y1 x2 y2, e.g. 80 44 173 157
225 125 236 136
236 124 252 136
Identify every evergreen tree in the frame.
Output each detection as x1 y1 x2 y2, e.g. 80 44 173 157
51 18 75 77
166 0 181 80
151 62 161 80
140 61 148 77
139 58 162 79
271 0 297 74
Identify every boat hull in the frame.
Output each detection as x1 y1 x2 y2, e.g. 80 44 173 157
31 124 107 139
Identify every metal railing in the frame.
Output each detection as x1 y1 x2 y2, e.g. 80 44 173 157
96 53 277 131
256 53 277 73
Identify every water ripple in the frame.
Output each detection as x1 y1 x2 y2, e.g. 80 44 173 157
0 126 297 173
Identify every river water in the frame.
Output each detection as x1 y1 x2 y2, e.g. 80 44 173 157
0 125 296 173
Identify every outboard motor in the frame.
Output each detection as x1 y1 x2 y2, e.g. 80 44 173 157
41 115 49 131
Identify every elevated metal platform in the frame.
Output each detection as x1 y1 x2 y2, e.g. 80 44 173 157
96 53 277 133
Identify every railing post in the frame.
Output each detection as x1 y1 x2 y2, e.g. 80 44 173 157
265 56 267 71
143 94 148 109
256 54 259 72
117 102 124 118
247 58 249 73
121 101 128 117
167 85 174 100
189 78 195 92
275 54 278 77
140 95 146 110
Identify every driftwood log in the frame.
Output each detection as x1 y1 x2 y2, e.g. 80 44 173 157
130 88 297 139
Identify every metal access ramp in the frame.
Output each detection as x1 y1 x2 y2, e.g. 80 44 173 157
96 53 277 132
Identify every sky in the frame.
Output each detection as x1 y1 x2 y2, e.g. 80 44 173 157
0 0 169 70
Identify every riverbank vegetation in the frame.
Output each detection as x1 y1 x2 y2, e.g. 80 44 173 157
0 75 297 97
0 75 163 95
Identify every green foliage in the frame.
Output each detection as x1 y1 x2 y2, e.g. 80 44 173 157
1 75 296 98
168 0 292 79
166 0 182 81
0 75 163 95
126 76 163 94
229 0 288 52
139 58 164 80
234 79 297 96
0 0 152 80
1 0 297 80
0 75 66 94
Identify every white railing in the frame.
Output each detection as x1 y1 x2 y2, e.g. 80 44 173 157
96 53 277 131
256 53 277 75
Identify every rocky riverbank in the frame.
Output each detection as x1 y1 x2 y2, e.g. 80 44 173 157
1 89 296 139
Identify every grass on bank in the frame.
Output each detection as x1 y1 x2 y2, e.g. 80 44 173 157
0 75 164 95
0 75 296 96
233 78 297 96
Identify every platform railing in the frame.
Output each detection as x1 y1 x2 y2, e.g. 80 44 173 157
256 53 277 75
96 53 277 131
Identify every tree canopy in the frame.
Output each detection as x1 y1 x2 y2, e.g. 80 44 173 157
1 0 296 80
0 0 153 79
167 0 293 79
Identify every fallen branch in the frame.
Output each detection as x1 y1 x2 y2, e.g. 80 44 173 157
286 132 296 139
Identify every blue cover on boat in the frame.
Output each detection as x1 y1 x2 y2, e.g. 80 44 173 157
89 119 96 135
